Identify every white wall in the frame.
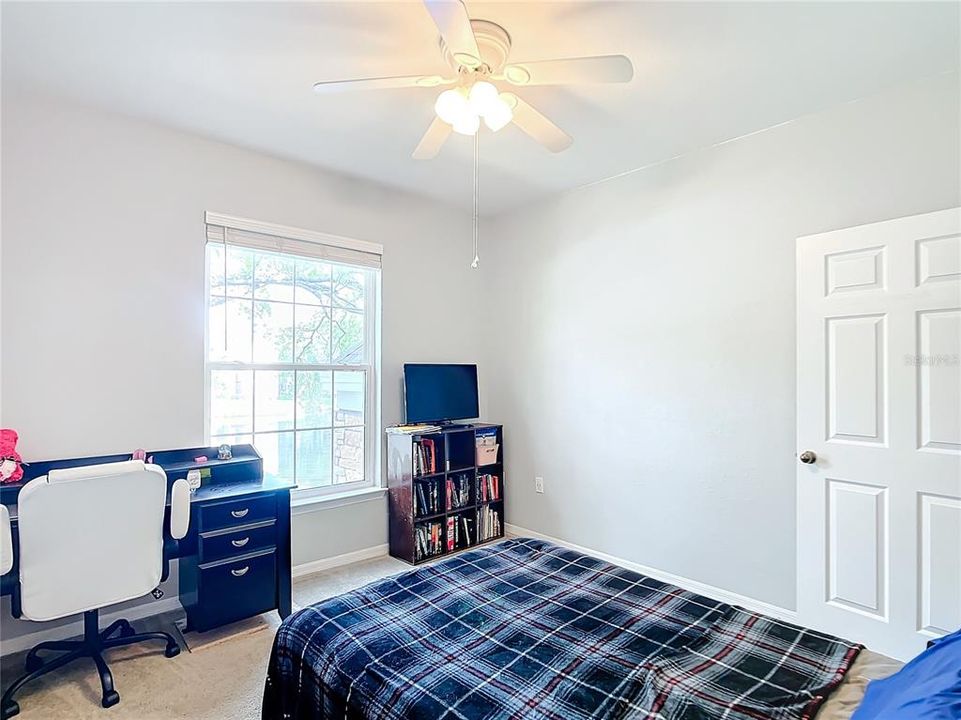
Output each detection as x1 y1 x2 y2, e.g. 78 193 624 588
483 72 960 610
0 91 482 592
2 68 958 645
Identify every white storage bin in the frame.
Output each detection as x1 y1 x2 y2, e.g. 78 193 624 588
476 443 499 466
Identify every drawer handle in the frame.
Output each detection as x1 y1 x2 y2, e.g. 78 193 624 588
231 566 250 577
230 508 249 519
231 537 250 548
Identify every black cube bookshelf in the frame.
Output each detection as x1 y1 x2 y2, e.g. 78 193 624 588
387 424 504 564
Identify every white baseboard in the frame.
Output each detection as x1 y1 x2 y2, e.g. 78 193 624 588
1 544 390 657
3 535 789 658
1 597 183 657
291 543 389 579
505 524 798 624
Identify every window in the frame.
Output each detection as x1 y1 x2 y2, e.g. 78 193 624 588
204 213 381 497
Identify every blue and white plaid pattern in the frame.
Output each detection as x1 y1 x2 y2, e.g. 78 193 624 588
263 538 859 720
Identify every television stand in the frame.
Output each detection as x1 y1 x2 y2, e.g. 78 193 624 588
387 424 504 564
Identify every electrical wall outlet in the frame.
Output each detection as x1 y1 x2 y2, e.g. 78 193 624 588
534 476 544 494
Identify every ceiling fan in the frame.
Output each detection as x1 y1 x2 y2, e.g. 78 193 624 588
312 0 634 159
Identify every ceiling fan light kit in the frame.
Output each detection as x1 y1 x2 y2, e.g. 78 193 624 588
312 0 633 156
312 0 635 264
433 80 513 136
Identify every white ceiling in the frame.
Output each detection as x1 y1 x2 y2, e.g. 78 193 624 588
3 1 958 214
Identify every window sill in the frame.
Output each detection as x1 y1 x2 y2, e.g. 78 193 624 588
290 485 387 514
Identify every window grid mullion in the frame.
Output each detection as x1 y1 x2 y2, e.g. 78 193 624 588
251 368 258 438
292 369 299 484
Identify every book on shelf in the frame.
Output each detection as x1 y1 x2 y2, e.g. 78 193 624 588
446 474 470 511
413 438 438 477
415 479 440 517
475 427 498 442
447 513 474 551
415 519 446 561
476 504 502 543
477 474 500 503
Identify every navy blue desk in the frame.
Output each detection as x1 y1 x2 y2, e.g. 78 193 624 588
1 445 294 632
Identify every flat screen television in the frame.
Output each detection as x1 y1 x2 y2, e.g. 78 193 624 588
404 363 479 424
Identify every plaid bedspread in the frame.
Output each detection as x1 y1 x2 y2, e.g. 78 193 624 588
263 538 860 720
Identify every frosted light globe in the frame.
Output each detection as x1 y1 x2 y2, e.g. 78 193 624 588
452 112 480 135
483 96 513 132
434 89 468 125
468 81 499 116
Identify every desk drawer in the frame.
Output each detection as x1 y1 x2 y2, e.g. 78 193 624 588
199 521 275 564
198 495 274 531
197 551 276 630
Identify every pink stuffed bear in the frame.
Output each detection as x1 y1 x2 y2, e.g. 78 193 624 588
0 429 24 483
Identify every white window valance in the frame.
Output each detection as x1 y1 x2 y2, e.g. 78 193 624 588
204 211 382 269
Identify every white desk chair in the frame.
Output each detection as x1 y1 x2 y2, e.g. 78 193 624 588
0 460 190 718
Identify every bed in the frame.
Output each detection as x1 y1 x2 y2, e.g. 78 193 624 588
263 538 870 720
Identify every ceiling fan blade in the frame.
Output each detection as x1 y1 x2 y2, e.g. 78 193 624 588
412 117 453 160
503 94 572 153
501 55 633 86
313 74 452 93
423 0 481 68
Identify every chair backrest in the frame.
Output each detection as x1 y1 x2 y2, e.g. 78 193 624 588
17 460 168 621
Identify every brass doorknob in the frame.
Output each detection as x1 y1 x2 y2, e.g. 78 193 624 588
798 450 817 465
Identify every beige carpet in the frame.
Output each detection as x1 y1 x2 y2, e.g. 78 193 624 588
0 556 408 719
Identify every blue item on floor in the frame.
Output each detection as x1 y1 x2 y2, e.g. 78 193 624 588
852 628 961 719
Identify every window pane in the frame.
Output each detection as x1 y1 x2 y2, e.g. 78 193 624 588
294 305 331 364
253 301 294 363
226 246 255 298
296 429 332 488
208 244 225 296
334 427 364 485
295 258 330 306
255 432 295 483
331 309 364 364
255 371 294 432
296 370 332 429
332 266 364 311
334 371 365 427
208 296 253 362
254 251 295 303
210 370 253 435
211 434 252 448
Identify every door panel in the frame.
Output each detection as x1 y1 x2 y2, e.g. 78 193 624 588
917 309 961 452
826 315 886 444
825 246 885 295
917 234 960 286
919 493 961 635
826 479 887 617
798 207 961 660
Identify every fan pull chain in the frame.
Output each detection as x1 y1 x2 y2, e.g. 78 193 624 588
471 131 479 269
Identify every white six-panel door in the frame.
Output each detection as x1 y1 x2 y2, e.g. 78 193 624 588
797 208 961 661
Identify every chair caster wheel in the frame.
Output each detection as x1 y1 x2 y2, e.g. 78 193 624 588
164 644 180 658
101 691 120 708
1 699 20 719
24 655 42 672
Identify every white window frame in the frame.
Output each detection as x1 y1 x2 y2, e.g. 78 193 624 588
203 212 383 502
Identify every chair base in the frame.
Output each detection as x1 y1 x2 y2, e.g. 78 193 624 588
1 609 180 719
